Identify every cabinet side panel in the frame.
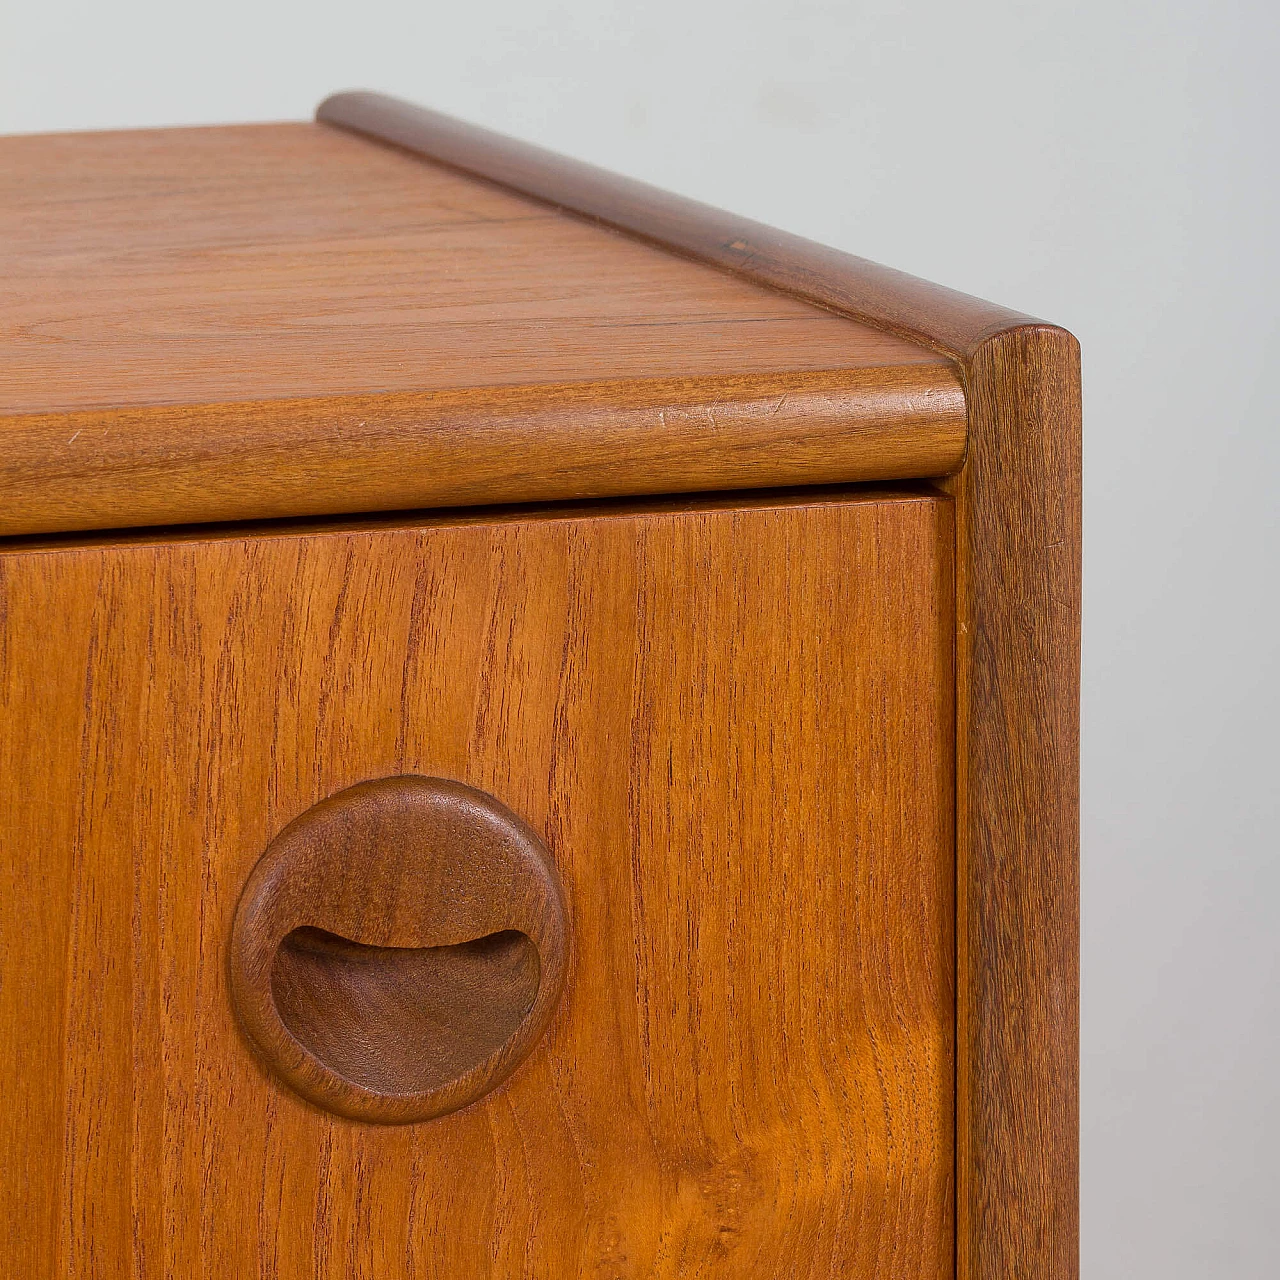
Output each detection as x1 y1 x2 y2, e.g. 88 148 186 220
0 494 954 1279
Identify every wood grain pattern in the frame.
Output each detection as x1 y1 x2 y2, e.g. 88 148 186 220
230 775 569 1124
0 370 965 538
947 329 1080 1280
0 491 954 1278
0 122 964 537
314 91 1039 356
317 91 1082 1280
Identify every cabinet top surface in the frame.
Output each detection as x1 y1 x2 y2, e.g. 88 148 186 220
0 121 948 415
0 117 967 538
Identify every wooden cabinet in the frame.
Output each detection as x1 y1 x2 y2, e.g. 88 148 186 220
0 94 1079 1279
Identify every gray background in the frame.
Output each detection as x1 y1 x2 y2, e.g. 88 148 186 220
3 1 1277 1274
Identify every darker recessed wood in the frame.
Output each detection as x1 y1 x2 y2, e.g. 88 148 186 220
229 775 569 1124
271 927 540 1097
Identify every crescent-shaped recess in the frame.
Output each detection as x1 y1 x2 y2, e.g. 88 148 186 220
229 776 569 1125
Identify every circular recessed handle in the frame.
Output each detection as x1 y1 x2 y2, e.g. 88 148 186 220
229 776 568 1124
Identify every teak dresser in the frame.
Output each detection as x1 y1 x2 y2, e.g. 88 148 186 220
0 93 1080 1279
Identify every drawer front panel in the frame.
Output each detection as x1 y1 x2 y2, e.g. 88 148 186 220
0 492 953 1278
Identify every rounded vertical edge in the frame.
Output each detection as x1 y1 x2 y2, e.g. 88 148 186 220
948 324 1080 1280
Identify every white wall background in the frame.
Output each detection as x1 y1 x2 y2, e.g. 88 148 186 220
3 2 1277 1274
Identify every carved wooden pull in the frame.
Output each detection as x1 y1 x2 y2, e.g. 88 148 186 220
229 776 568 1124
